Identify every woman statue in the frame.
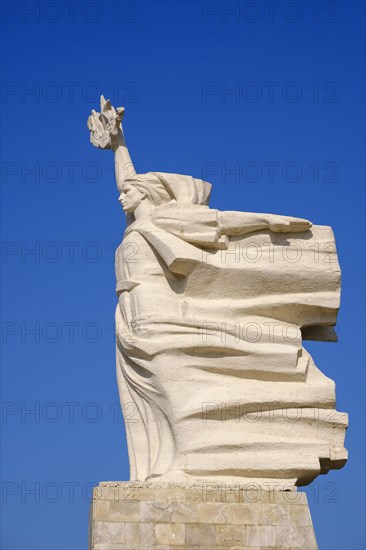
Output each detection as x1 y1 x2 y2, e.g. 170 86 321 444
87 97 347 488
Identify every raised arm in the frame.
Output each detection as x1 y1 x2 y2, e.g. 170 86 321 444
87 96 135 192
112 129 135 193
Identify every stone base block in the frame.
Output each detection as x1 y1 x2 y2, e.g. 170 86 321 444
89 482 317 549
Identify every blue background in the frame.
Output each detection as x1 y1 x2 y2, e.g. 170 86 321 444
1 1 365 548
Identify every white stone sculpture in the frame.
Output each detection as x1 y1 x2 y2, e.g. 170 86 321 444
87 97 347 489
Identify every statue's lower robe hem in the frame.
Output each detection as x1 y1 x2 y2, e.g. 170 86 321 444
89 481 318 549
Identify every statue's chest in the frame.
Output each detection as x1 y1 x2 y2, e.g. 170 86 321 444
115 231 164 281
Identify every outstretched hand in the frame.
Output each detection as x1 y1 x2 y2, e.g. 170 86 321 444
87 95 125 150
269 216 312 233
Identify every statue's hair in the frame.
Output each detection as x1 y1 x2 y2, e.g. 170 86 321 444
125 174 173 206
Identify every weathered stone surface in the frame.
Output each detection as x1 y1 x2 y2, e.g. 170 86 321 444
245 525 276 548
216 524 246 547
109 501 140 522
155 522 185 546
89 483 317 549
185 523 217 546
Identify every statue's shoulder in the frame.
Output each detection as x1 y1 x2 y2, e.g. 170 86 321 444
154 201 211 214
153 202 214 227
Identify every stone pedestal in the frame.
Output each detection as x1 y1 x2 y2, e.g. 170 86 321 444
89 482 317 550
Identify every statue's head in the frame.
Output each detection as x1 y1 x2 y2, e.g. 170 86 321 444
118 172 212 226
118 174 173 214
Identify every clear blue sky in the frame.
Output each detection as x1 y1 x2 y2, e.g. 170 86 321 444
1 1 365 549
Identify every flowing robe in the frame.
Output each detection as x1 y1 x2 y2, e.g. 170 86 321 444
115 201 347 487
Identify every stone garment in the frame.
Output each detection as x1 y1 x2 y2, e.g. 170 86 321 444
114 197 347 487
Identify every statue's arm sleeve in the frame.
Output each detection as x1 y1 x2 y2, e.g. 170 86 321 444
219 210 312 235
152 203 228 249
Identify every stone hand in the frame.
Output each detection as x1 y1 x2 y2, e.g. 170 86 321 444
269 216 312 233
87 95 125 150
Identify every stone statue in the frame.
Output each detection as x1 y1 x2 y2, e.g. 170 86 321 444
87 97 347 490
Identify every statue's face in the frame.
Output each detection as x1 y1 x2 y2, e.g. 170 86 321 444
119 184 143 213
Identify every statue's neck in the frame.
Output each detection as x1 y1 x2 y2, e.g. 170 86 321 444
133 201 154 221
